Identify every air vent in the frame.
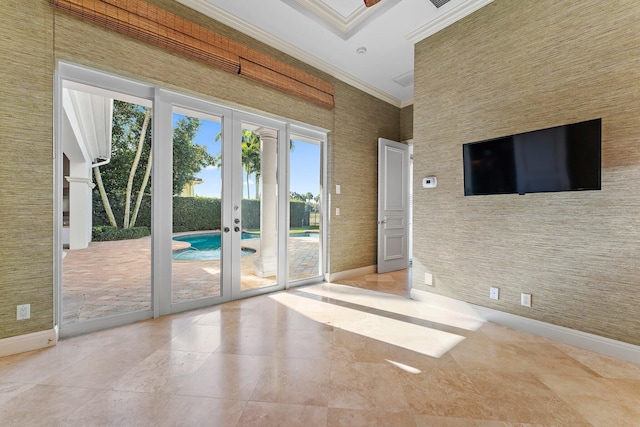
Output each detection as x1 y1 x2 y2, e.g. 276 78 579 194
392 70 414 88
430 0 452 8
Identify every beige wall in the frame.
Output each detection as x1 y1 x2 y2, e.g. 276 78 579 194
400 105 413 142
330 81 401 272
0 0 400 340
412 0 640 345
0 0 54 339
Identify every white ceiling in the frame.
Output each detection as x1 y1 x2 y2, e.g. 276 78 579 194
176 0 493 107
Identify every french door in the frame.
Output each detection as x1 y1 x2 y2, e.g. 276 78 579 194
157 92 287 316
56 63 324 337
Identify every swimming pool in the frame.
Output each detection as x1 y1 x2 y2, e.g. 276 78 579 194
172 231 318 261
172 232 256 260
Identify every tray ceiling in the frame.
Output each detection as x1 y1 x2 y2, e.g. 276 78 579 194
177 0 493 106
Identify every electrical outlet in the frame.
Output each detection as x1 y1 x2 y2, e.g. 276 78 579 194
17 304 30 320
521 293 532 307
489 287 499 300
424 272 433 286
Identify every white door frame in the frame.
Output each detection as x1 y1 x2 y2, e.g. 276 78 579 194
377 138 410 274
55 62 329 337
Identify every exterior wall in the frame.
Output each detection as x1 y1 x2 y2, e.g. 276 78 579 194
0 0 400 340
412 0 640 345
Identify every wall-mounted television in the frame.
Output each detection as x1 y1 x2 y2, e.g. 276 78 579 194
463 118 601 196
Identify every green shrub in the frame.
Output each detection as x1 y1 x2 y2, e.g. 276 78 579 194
93 193 310 232
173 196 221 232
92 226 150 241
242 199 260 229
290 200 307 227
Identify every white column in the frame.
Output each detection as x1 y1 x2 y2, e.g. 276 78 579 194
66 162 95 249
253 128 278 277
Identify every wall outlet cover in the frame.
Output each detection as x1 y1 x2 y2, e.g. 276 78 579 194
424 272 433 286
489 287 499 300
17 304 30 320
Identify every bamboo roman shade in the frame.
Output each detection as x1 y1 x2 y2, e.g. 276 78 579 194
51 0 335 108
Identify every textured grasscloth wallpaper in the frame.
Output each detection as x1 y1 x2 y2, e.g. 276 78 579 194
412 0 640 345
0 0 400 339
400 105 414 142
330 80 401 273
0 0 54 339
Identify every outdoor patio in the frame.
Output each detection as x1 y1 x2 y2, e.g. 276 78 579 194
62 233 320 324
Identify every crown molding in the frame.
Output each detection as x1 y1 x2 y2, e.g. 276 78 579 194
282 0 370 34
400 98 414 108
406 0 493 43
176 0 403 107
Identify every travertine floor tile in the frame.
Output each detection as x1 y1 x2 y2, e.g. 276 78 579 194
0 384 102 426
327 407 417 427
251 357 331 406
111 350 210 394
177 353 269 400
60 390 246 426
1 269 639 426
329 360 410 412
237 402 327 427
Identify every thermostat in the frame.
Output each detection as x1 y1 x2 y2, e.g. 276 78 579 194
422 176 437 188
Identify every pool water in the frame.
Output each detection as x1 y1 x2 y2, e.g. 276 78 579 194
172 231 318 261
172 232 256 261
289 231 319 238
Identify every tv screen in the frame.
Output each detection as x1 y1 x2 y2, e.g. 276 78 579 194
463 119 601 196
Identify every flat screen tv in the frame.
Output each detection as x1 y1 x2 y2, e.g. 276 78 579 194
463 118 601 196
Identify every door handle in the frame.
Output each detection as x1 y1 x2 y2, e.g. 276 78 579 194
234 226 240 232
223 227 230 233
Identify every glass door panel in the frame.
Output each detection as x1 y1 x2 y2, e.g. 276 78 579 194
238 123 280 293
288 136 322 281
171 107 224 303
61 82 152 325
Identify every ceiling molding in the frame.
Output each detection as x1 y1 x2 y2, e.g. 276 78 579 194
405 0 493 43
399 98 414 108
282 0 369 34
176 0 402 107
281 0 402 40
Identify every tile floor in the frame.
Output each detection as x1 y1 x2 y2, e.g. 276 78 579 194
1 270 639 426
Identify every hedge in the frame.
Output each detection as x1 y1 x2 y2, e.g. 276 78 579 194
92 226 150 241
93 193 309 232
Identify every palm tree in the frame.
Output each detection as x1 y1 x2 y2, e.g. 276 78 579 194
214 131 296 199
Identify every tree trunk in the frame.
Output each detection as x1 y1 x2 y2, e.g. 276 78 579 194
130 150 152 228
124 108 151 228
255 172 261 199
93 166 118 227
245 165 251 199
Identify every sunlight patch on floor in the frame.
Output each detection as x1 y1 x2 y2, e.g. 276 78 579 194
301 283 485 331
269 292 465 358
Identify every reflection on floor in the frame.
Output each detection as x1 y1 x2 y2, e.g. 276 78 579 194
1 269 639 426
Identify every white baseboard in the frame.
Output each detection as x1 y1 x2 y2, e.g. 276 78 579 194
410 288 486 321
327 265 376 283
411 289 640 365
0 327 58 358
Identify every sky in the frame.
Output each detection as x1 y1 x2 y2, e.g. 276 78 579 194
173 114 320 199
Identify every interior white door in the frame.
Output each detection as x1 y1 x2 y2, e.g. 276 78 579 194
377 138 409 273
